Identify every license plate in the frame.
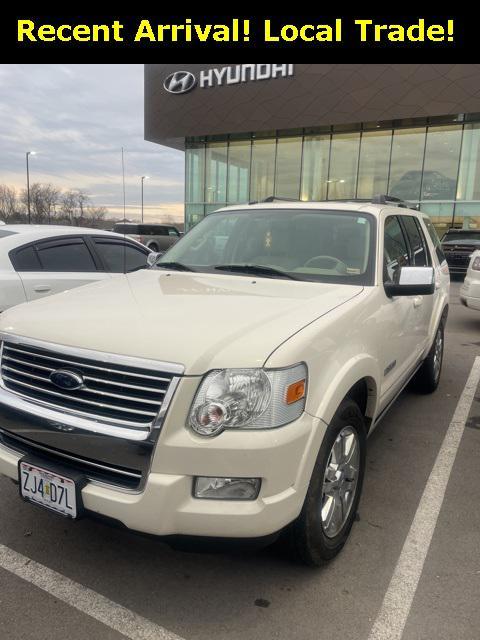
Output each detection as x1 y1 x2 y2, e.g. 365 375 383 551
19 460 79 518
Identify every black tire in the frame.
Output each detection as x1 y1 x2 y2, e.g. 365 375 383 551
287 399 366 566
148 242 159 252
411 320 444 394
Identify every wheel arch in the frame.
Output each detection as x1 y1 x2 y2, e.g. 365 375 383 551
309 355 380 431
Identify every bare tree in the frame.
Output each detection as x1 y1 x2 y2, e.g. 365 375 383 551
0 185 21 222
84 206 107 226
1 183 111 228
58 189 109 228
59 189 80 224
20 183 60 224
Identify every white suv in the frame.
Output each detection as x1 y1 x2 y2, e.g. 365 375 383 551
0 198 449 565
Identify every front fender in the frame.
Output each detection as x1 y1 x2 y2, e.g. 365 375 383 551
308 354 381 426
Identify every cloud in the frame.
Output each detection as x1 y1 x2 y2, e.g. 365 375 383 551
0 64 185 221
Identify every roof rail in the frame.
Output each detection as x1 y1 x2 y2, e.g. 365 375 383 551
371 194 409 208
262 196 300 203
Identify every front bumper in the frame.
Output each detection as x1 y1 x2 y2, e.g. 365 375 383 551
0 376 325 538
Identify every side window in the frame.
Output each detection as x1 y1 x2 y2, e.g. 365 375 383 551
401 216 431 266
10 245 42 271
384 216 410 282
423 216 446 263
36 239 97 272
94 240 148 273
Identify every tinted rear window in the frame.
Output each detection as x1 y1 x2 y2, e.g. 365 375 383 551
93 240 148 273
37 239 97 272
11 245 42 271
423 217 445 263
138 225 167 235
113 224 138 234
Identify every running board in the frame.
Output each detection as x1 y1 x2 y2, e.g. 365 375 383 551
373 359 424 428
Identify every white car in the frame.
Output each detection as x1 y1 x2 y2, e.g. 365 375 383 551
0 225 152 312
460 250 480 310
0 199 449 565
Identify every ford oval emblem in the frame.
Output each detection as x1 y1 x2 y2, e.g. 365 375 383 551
49 369 84 391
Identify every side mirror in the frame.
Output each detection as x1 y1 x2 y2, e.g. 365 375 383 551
147 251 163 267
384 266 435 297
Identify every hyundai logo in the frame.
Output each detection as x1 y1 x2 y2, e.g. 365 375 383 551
163 71 197 94
49 369 84 391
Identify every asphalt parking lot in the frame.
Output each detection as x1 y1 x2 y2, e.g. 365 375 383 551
0 280 479 640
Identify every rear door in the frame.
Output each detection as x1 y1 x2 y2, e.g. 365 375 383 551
379 215 420 402
399 214 435 356
12 236 109 302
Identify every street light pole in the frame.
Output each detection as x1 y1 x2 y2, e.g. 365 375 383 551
26 151 36 224
141 176 149 223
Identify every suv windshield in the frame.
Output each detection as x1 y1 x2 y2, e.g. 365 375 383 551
157 209 375 284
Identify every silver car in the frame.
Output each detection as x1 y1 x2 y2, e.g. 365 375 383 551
113 223 181 252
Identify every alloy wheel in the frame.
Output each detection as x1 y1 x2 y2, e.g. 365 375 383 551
321 426 360 538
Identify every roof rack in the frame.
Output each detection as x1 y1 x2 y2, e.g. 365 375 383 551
248 194 411 208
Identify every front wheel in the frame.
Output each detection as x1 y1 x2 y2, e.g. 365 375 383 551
287 399 366 566
412 321 444 394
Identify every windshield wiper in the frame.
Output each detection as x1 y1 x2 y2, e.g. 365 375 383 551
213 264 299 280
155 261 196 272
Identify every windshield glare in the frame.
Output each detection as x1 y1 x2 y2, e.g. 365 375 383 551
158 209 375 284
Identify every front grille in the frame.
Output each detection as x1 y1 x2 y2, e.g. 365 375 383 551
0 341 175 427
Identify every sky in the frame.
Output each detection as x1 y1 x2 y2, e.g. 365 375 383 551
0 64 185 221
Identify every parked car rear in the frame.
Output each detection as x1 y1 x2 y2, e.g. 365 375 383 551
441 229 480 275
460 250 480 310
113 223 180 252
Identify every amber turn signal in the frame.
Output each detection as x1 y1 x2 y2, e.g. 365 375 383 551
285 379 306 405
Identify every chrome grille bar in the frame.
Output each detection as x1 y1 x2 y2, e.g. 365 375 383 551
3 345 172 382
1 365 164 405
1 375 159 417
2 354 166 393
0 337 182 428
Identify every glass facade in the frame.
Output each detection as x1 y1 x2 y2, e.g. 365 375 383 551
185 116 480 234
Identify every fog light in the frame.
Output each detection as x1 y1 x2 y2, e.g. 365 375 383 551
194 477 261 500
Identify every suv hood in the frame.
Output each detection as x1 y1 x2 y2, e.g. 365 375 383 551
0 271 363 374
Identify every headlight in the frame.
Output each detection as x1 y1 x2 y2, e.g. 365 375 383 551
472 256 480 271
189 363 307 436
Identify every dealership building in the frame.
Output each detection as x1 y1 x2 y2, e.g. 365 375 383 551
145 64 480 232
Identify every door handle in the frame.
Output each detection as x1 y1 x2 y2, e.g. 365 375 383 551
413 296 423 308
33 285 51 293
